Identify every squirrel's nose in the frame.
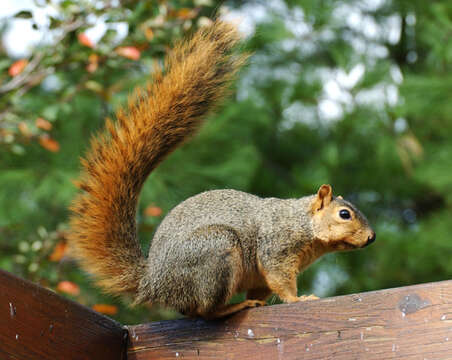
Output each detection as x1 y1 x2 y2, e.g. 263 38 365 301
364 232 376 247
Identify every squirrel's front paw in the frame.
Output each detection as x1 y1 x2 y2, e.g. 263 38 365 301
297 294 319 301
244 300 266 308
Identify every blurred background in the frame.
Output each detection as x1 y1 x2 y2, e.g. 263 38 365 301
0 0 451 324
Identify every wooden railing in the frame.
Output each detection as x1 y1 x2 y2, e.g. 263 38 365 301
1 269 451 359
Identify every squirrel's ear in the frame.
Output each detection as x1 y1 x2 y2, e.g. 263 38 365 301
312 184 333 211
337 195 343 200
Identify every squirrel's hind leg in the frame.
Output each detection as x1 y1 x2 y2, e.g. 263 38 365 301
179 225 246 318
198 300 266 319
247 287 272 302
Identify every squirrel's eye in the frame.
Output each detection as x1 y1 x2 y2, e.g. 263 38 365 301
339 209 351 220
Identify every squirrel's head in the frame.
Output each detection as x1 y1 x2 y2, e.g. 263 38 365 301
310 184 376 251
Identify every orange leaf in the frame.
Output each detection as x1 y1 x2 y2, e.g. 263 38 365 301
144 205 163 217
86 63 97 73
86 53 99 73
8 59 28 77
175 8 198 20
49 241 67 262
92 304 118 315
18 122 32 138
36 117 52 130
115 46 141 60
78 33 94 48
57 281 80 296
144 27 154 41
39 134 60 152
0 129 13 138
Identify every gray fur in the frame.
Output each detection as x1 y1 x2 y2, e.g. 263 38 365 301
137 189 320 313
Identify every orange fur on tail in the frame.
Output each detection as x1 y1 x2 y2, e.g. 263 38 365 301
68 21 246 297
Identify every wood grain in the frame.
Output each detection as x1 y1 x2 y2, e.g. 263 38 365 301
127 280 452 360
0 269 127 360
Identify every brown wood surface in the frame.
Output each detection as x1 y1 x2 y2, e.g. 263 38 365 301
0 269 127 360
127 280 452 360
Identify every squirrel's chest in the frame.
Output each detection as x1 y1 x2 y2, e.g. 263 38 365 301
296 242 325 272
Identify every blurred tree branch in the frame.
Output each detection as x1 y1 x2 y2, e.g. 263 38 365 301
0 19 84 94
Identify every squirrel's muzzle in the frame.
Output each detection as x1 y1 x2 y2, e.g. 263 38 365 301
363 232 376 247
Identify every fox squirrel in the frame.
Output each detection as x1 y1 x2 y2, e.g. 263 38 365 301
69 21 376 319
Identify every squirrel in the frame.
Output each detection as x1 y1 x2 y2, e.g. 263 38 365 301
68 20 376 319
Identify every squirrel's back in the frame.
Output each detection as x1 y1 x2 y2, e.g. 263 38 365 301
154 189 260 240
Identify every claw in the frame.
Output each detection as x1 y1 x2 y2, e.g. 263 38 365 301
297 294 319 301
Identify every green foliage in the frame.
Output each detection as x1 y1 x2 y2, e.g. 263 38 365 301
1 0 451 323
0 0 225 323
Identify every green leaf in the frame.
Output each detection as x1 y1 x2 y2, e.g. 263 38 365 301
49 17 62 29
14 10 33 19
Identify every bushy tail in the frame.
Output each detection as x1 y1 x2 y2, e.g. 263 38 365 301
68 21 246 297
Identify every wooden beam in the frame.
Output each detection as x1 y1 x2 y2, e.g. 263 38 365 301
127 280 452 359
0 269 127 360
